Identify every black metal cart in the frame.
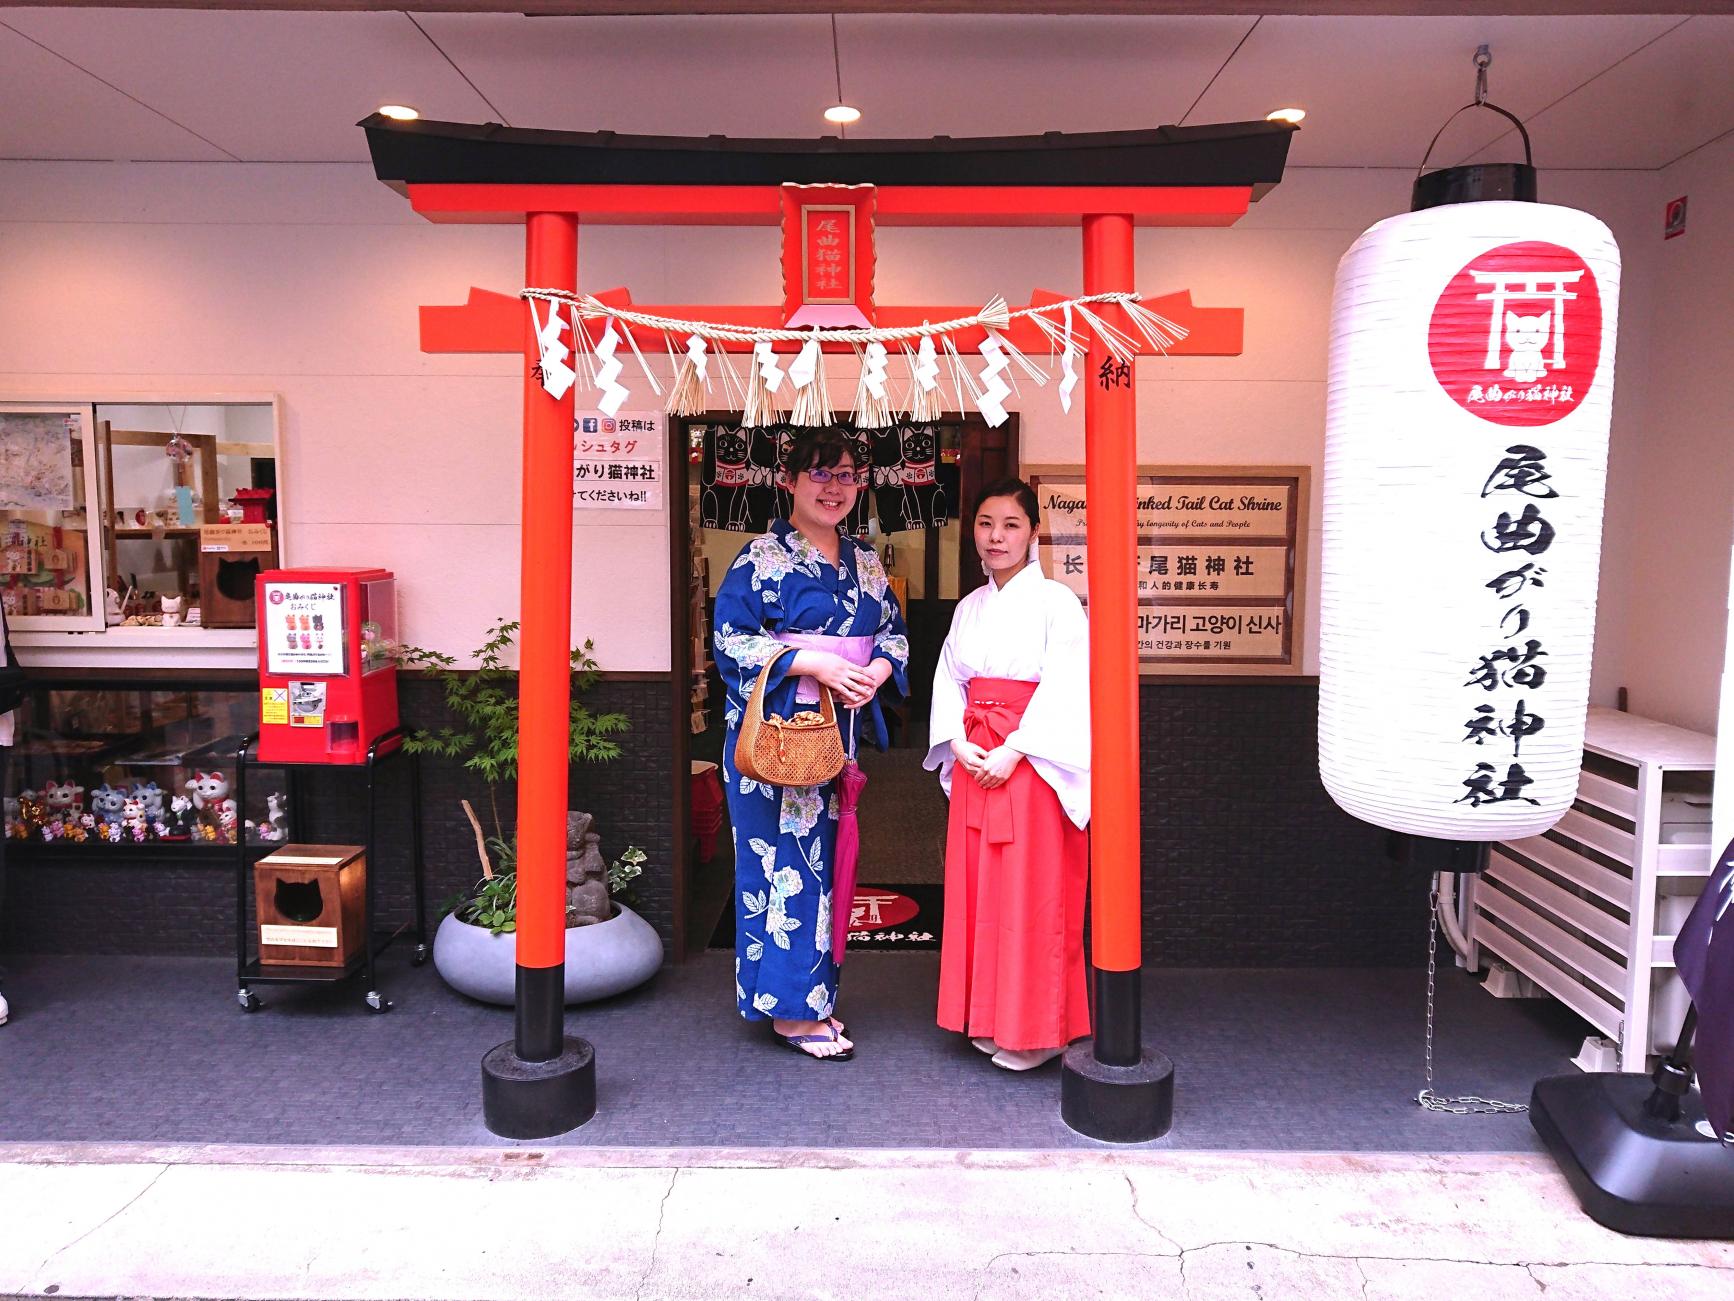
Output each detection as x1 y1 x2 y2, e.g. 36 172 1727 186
233 727 427 1014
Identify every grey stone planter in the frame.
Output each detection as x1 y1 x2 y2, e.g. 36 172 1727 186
433 903 663 1006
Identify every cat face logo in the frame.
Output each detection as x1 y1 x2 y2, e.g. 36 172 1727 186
1428 240 1602 427
899 427 937 486
713 431 751 487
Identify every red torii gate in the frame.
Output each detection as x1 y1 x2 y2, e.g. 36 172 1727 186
365 115 1293 1141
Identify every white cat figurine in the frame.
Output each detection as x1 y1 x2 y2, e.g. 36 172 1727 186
1503 311 1551 384
185 769 237 826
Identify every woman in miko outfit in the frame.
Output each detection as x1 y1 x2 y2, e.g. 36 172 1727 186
926 477 1092 1071
712 427 910 1061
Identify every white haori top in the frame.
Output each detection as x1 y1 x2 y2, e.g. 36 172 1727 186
925 561 1092 828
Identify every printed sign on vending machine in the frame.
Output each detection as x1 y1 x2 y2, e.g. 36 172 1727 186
263 581 347 677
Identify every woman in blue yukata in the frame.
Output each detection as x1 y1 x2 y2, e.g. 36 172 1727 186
713 427 909 1061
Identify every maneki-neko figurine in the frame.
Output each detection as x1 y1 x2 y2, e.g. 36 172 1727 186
10 792 48 839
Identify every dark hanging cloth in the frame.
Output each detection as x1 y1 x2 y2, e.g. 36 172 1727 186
700 422 874 537
1674 837 1734 1142
697 423 783 534
870 422 953 533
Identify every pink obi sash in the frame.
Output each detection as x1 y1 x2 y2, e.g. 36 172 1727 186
777 632 876 703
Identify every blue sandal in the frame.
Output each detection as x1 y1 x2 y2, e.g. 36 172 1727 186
776 1023 855 1062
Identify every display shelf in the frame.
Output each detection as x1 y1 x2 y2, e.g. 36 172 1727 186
233 729 427 1015
8 839 277 862
1466 706 1716 1073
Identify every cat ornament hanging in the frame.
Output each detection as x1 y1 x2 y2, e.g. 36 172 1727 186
1318 201 1620 842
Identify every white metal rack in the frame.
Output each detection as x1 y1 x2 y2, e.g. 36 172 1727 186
1466 707 1717 1072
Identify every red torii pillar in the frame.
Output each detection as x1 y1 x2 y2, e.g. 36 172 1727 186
1060 213 1174 1142
480 210 597 1139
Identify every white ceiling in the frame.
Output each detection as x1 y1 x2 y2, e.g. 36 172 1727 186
0 8 1729 169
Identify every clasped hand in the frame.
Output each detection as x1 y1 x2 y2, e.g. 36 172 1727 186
794 650 885 710
950 739 1023 789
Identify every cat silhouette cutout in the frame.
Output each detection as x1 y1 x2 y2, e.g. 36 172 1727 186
273 878 327 925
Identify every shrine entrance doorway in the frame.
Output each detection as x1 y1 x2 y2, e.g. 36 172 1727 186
673 412 1019 959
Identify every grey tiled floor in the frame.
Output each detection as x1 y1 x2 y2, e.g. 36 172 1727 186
0 951 1589 1150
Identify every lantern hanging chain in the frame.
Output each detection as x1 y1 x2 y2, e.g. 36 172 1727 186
1473 44 1492 107
1417 875 1528 1116
831 12 847 139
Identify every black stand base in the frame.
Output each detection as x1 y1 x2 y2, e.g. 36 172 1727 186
1060 1043 1175 1143
1531 1072 1734 1239
481 1036 596 1139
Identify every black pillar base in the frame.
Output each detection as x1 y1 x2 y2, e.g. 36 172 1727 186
481 1036 596 1139
1530 1072 1734 1239
1060 1042 1175 1143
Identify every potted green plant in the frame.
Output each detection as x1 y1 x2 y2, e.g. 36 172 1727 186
395 619 662 1005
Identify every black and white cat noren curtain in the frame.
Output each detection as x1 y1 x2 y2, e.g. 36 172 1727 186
1319 201 1621 841
695 421 955 536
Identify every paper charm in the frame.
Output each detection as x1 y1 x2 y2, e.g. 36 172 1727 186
976 335 1012 427
861 341 890 400
914 334 940 393
594 322 630 416
754 340 786 394
788 330 821 391
1058 303 1080 413
528 297 576 399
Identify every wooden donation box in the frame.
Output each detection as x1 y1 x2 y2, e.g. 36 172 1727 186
255 844 367 967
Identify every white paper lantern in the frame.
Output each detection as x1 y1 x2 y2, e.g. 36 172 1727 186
1319 201 1620 840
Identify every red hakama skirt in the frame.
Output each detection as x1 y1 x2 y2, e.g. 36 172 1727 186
937 677 1091 1051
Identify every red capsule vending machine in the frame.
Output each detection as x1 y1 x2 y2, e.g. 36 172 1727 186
255 567 400 764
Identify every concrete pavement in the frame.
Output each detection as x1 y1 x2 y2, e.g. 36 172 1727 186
2 1143 1732 1299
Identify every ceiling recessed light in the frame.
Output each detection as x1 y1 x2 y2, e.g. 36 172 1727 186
378 104 420 122
1267 107 1306 125
824 104 862 126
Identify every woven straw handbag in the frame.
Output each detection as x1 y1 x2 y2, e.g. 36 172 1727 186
735 645 846 787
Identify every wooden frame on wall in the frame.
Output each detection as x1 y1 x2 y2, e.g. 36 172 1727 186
0 391 287 644
1025 462 1310 678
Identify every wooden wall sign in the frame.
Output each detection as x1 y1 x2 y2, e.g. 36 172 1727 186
1028 464 1309 676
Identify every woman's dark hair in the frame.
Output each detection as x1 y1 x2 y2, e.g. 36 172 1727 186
781 427 861 477
971 476 1040 530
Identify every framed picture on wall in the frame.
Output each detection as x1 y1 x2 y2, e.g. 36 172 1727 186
1 403 108 632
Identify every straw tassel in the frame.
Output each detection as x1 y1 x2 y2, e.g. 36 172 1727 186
665 333 710 418
710 338 747 412
937 334 984 417
1122 299 1190 354
903 335 942 423
741 341 785 428
788 329 832 427
851 341 895 429
977 295 1011 332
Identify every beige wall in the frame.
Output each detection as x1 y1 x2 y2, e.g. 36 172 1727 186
1597 134 1734 736
0 158 1704 711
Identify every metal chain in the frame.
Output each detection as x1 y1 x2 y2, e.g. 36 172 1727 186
1417 877 1528 1115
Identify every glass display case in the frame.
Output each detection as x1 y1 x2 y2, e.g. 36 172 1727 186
3 674 292 853
2 398 280 636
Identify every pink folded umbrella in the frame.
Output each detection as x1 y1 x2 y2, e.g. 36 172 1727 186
832 713 868 961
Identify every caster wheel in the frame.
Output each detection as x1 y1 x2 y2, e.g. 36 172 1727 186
238 989 263 1013
412 943 430 967
365 990 392 1013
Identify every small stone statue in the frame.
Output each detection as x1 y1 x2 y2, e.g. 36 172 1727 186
565 810 610 927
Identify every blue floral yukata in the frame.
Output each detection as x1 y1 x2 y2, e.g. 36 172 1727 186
714 520 909 1023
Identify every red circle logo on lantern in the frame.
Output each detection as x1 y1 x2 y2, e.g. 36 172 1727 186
1428 240 1602 427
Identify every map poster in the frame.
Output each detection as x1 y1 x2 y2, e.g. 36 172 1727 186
0 413 77 510
1027 465 1309 676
